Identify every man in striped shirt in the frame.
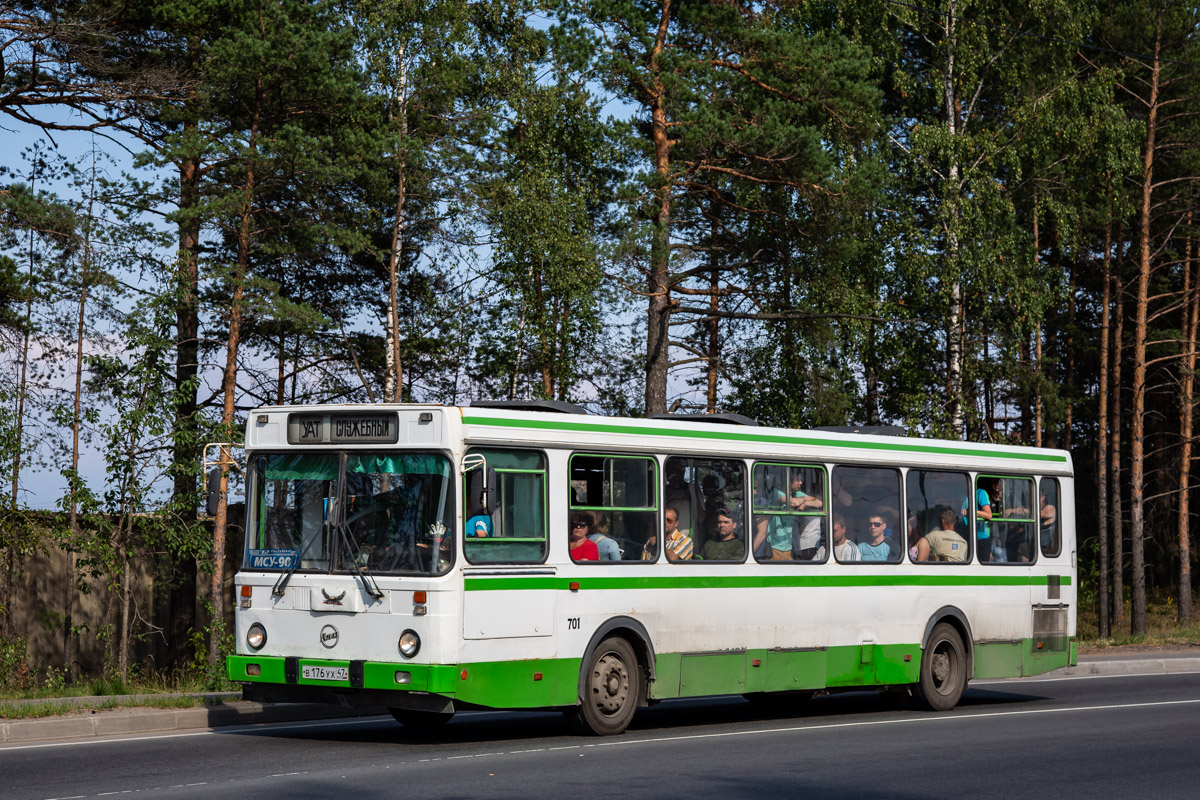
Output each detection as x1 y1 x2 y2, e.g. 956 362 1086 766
644 506 694 561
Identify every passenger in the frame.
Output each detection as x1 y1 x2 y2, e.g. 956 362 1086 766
701 507 745 561
788 472 824 559
587 514 622 561
832 514 859 562
857 513 894 562
963 481 994 561
916 509 969 562
753 488 794 561
569 512 600 561
465 513 492 538
1010 489 1058 554
663 506 694 561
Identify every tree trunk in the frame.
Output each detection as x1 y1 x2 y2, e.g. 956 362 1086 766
1129 15 1161 636
942 2 965 439
1180 223 1196 623
1097 196 1112 638
385 45 408 404
66 149 98 679
12 143 38 506
643 0 675 417
1112 269 1126 628
210 85 260 666
706 229 719 414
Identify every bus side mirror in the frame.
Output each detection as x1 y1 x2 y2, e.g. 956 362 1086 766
468 466 497 515
205 467 221 516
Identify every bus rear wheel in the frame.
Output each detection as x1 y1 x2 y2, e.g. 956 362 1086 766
567 636 639 736
914 622 967 711
389 707 454 733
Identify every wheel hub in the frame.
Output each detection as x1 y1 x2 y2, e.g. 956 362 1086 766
592 653 629 714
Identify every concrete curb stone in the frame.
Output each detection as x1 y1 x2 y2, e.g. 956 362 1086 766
0 700 386 744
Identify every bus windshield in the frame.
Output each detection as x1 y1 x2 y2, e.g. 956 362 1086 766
247 451 454 577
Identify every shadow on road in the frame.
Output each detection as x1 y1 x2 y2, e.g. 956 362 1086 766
216 683 1048 748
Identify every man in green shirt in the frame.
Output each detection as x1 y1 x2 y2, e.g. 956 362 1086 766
701 507 745 561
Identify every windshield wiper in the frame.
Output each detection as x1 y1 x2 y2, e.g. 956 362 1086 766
271 528 318 597
333 520 384 600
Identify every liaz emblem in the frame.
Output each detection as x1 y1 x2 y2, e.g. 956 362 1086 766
321 588 346 606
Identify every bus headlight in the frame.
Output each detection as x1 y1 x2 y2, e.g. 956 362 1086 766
398 630 420 658
247 623 267 651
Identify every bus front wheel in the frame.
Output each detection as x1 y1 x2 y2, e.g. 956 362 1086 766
914 622 967 711
566 636 639 735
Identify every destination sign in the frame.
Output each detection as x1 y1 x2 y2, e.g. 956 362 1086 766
286 413 399 445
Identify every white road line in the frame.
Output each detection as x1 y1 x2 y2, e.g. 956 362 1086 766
973 670 1200 685
581 697 1200 749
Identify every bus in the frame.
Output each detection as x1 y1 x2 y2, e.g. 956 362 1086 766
226 401 1076 735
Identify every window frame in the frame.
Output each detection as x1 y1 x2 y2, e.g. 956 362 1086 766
904 467 973 566
662 454 749 565
463 447 550 566
1038 476 1062 559
750 461 829 565
830 463 904 565
977 473 1038 566
568 452 659 566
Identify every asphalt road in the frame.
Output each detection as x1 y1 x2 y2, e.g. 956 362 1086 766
4 671 1199 799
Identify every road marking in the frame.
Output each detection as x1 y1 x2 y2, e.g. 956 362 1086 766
578 697 1200 749
974 670 1200 685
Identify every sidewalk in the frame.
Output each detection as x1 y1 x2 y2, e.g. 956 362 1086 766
3 649 1198 744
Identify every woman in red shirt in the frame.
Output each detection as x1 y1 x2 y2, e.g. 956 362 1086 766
569 512 600 561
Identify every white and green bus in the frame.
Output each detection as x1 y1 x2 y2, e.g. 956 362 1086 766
227 402 1075 735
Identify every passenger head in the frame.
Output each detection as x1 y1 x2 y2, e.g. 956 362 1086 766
867 514 887 543
664 507 679 534
940 508 958 531
715 507 736 539
569 511 592 541
833 514 847 544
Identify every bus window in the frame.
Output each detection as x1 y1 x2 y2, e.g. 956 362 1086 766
664 457 746 562
978 475 1037 564
249 452 338 572
1039 478 1061 558
463 449 548 565
751 463 827 562
569 454 658 563
906 470 971 563
831 466 902 563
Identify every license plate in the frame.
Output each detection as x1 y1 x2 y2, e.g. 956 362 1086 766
302 665 348 681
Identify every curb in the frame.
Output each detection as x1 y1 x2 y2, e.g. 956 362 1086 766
1056 656 1200 678
0 701 386 744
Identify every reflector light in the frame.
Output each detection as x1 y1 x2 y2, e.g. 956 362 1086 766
246 664 261 676
395 671 411 684
904 654 912 662
460 669 468 680
1037 641 1044 650
414 591 427 604
533 672 543 681
241 586 252 597
751 659 761 667
569 582 580 592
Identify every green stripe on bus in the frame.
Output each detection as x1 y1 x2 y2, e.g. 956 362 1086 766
460 416 1070 463
463 574 1071 591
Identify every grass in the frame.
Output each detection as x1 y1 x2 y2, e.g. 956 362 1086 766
0 695 205 721
1078 592 1200 650
0 673 211 703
